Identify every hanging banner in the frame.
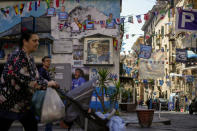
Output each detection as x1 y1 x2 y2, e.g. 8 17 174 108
139 51 165 79
128 16 133 23
166 81 171 87
125 67 132 75
136 15 142 23
176 48 187 63
176 9 197 33
139 44 152 59
159 80 164 86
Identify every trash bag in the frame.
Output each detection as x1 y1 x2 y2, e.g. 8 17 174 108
32 90 46 118
107 116 125 131
41 87 65 123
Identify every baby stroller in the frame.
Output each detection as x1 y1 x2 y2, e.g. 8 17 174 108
57 77 115 131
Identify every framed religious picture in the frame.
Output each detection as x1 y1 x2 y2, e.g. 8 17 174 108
84 37 113 65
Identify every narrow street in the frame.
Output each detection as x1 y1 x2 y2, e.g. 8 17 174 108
1 0 197 131
126 112 197 131
10 111 197 131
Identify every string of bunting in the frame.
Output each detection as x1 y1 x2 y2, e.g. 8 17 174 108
0 0 81 18
121 3 193 24
0 1 41 17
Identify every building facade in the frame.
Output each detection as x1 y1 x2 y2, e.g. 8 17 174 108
0 0 122 92
140 0 197 111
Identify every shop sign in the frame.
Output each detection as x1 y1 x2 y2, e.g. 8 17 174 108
176 9 197 32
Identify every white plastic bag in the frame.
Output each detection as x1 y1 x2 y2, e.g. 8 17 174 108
107 116 126 131
41 87 65 123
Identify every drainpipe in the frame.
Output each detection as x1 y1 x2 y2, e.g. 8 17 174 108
33 17 36 33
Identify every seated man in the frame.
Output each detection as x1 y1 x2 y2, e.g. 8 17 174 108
72 68 86 90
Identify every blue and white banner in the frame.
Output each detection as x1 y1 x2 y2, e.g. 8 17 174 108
186 75 194 82
166 81 171 87
176 48 187 63
139 51 165 79
139 44 152 59
125 67 132 75
176 9 197 33
159 80 164 86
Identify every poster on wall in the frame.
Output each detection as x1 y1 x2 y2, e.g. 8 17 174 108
106 13 116 29
84 38 113 65
71 67 89 90
47 7 56 16
53 39 73 53
58 6 68 21
84 15 94 30
72 45 83 67
90 68 98 79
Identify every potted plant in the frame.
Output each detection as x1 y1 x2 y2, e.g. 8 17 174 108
119 88 132 111
95 68 111 112
136 109 154 128
108 80 123 113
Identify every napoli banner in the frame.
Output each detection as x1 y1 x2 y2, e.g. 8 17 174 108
176 9 197 33
159 80 164 86
176 48 187 63
139 51 165 79
139 44 152 59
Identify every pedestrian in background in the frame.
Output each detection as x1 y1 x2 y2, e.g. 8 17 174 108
39 56 54 131
0 30 58 131
146 98 150 109
175 97 180 111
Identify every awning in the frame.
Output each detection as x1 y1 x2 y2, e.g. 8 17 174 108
0 16 51 38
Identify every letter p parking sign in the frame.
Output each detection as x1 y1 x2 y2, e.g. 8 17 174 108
176 9 197 32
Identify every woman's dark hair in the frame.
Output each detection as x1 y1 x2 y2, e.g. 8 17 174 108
75 68 84 77
19 29 37 49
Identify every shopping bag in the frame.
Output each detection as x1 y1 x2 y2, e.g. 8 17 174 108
32 90 46 118
107 116 126 131
41 87 65 123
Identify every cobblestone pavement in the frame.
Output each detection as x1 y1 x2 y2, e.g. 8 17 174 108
10 111 197 131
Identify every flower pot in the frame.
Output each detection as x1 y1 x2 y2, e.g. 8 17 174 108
136 109 154 128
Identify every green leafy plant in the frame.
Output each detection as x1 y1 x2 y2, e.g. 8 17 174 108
109 80 123 107
96 68 111 112
121 88 132 103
